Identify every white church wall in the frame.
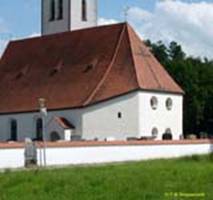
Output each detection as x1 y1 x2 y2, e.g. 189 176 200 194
0 91 183 142
42 0 71 35
81 92 140 140
70 0 97 31
0 109 82 141
0 92 140 142
138 91 183 140
42 0 97 35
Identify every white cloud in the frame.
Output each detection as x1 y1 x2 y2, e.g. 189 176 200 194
0 18 9 57
98 18 118 25
0 39 9 56
28 32 40 38
127 1 213 59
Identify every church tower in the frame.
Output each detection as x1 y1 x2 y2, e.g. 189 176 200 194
41 0 98 35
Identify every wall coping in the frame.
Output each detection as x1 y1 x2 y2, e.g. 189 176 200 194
0 139 212 149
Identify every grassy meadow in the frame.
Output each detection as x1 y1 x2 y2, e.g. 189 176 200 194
0 154 213 200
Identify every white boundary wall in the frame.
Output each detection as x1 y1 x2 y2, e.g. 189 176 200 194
0 142 212 169
0 149 24 169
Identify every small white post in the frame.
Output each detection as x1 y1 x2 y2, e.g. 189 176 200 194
38 98 48 167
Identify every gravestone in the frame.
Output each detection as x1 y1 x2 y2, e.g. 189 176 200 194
24 138 37 167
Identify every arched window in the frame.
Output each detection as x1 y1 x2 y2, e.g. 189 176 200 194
150 96 158 110
166 98 173 110
49 0 55 21
10 119 17 141
82 0 87 21
57 0 63 20
152 127 158 138
162 128 173 140
36 118 43 141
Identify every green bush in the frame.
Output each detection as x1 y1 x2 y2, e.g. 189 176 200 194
199 132 208 139
186 134 197 140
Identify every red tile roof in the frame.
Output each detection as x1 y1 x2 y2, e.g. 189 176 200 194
0 23 184 114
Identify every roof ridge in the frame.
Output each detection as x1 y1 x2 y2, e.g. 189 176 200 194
126 24 141 88
83 24 127 106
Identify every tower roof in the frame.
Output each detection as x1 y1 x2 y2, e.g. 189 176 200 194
0 23 184 114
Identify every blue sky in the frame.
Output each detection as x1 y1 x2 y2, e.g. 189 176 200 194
0 0 210 38
0 0 213 58
0 0 156 38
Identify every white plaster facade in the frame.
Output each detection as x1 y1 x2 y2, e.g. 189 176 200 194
0 91 183 142
41 0 98 35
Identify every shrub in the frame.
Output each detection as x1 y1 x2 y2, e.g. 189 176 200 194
186 134 197 140
199 132 208 139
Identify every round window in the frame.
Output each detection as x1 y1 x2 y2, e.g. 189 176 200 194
166 98 173 110
152 127 158 138
150 96 158 110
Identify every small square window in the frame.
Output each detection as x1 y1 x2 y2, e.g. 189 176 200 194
118 112 122 119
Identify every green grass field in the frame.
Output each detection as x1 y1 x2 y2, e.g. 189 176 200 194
0 155 213 200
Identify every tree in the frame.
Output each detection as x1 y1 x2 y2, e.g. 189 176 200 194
147 40 213 137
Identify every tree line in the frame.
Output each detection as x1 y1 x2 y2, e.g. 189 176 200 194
145 40 213 138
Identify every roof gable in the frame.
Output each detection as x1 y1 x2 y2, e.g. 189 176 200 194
126 25 184 94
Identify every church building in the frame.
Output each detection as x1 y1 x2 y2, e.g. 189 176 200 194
0 0 184 142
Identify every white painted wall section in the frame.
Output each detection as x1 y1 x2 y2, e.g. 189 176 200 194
0 149 24 169
81 92 140 140
0 142 212 169
42 0 98 35
70 0 97 31
0 91 183 142
138 91 183 140
44 144 211 166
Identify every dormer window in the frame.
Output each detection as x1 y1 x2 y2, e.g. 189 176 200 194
49 0 56 21
83 64 94 73
50 61 63 76
15 65 29 80
82 0 87 21
57 0 63 20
